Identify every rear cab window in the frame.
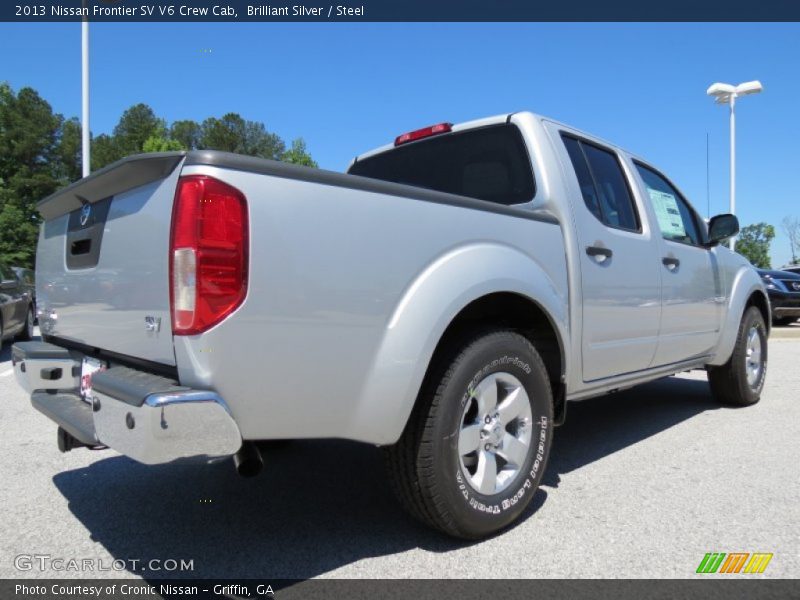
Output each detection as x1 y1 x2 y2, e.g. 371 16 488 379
560 134 640 232
348 123 536 206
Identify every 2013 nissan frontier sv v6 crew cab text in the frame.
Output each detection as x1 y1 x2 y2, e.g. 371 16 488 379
12 112 769 539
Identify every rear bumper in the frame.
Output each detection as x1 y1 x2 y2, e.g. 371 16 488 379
12 342 242 464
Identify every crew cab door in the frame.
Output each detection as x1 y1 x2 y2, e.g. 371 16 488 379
631 162 722 365
554 130 662 381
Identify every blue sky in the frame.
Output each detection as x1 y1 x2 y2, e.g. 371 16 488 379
1 22 798 265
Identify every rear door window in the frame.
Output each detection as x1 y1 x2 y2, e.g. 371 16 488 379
348 124 536 206
560 134 640 232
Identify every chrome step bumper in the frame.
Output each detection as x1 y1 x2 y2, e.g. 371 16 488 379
12 342 242 464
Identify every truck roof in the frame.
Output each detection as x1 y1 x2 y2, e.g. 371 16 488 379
350 111 637 168
351 113 513 166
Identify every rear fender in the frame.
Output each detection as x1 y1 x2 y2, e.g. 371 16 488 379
346 242 568 444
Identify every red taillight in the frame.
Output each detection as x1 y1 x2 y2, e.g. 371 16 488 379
170 175 248 336
394 122 453 146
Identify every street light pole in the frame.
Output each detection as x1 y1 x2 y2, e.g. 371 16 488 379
729 93 735 249
81 0 90 178
706 80 762 252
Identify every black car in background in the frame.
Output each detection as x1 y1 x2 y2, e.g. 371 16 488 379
757 268 800 326
0 261 35 347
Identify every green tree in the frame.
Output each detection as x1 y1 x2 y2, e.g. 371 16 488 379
242 120 284 159
0 203 38 265
281 138 318 167
0 83 62 177
142 134 185 153
0 83 64 267
112 103 166 157
199 113 246 153
91 133 122 171
170 119 201 150
781 216 800 265
56 117 82 182
736 222 775 268
199 113 285 159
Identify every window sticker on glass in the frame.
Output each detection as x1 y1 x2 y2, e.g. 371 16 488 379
647 188 686 238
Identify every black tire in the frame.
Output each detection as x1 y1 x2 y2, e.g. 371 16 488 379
708 306 767 406
384 329 554 539
772 316 797 327
16 305 34 341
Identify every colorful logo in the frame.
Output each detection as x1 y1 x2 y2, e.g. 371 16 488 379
696 552 773 574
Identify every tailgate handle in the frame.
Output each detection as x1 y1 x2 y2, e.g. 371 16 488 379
71 238 92 255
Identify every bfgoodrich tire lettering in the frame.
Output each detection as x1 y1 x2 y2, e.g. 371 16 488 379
385 330 554 539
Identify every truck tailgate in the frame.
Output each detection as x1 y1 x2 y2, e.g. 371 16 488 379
36 153 185 366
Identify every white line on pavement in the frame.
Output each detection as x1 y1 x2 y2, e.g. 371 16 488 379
0 370 13 377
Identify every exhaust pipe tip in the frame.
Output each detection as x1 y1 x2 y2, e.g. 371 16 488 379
233 442 263 478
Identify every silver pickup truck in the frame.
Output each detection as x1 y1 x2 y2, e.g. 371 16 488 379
12 112 769 539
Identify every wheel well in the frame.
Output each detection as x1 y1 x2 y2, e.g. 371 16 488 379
420 292 566 424
746 291 771 334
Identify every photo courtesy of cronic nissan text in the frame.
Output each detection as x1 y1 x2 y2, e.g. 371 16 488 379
0 2 798 599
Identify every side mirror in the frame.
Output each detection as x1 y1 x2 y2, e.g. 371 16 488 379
707 213 739 246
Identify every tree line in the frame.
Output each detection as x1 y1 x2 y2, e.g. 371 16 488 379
0 82 317 268
736 219 799 269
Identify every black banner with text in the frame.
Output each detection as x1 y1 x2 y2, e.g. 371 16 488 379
3 0 800 22
3 579 798 600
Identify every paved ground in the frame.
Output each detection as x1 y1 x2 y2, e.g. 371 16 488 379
1 326 798 580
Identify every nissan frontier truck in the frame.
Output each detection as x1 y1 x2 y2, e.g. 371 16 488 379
12 112 768 539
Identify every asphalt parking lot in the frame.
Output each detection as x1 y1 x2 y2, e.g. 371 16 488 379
1 326 798 580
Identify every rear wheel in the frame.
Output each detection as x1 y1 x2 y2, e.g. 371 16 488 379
16 306 34 341
384 329 553 539
708 306 767 406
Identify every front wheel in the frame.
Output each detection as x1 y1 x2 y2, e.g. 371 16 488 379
384 330 553 539
708 306 767 406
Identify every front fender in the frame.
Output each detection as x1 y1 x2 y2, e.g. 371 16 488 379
345 242 568 444
707 265 769 366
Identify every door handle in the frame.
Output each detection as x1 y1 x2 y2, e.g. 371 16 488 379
662 256 680 270
586 245 613 262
